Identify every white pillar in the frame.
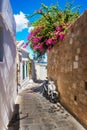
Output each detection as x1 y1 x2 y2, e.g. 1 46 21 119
20 62 23 83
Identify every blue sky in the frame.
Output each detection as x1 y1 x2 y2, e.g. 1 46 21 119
10 0 87 41
10 0 87 59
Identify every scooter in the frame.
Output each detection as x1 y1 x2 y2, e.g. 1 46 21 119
48 81 59 103
49 90 59 103
43 80 59 103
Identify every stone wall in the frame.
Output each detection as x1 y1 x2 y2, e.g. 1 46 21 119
47 11 87 127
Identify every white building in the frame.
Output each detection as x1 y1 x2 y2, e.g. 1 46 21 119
32 60 47 81
16 41 30 89
0 0 17 130
35 62 47 80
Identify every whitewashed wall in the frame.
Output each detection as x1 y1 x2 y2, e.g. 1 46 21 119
0 1 16 130
32 61 47 81
0 0 16 36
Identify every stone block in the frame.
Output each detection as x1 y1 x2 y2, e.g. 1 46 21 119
73 61 78 69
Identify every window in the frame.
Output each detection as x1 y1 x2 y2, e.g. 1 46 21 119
85 82 87 90
0 26 3 62
26 63 28 77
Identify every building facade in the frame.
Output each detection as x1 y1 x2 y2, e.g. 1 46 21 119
0 0 16 130
16 41 30 90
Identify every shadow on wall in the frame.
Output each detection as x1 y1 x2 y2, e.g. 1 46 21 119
8 104 20 130
31 60 37 81
8 104 29 130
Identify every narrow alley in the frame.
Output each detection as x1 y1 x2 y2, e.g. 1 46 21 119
0 1 87 130
8 82 86 130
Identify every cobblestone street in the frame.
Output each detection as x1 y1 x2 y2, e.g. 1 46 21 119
9 82 86 130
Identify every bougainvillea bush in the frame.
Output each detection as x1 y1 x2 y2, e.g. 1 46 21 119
27 2 80 58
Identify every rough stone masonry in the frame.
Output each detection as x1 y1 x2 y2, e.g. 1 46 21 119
47 10 87 128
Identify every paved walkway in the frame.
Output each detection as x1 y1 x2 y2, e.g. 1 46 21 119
8 82 86 130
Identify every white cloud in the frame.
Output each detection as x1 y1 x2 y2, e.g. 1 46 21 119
14 11 29 32
28 26 34 33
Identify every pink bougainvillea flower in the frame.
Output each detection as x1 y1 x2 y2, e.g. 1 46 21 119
26 2 80 56
52 39 57 44
27 33 32 40
34 43 45 53
47 46 52 51
46 39 53 45
32 37 39 43
59 33 65 40
27 26 44 41
34 45 38 50
56 25 63 32
25 42 28 46
23 45 26 48
32 36 43 44
27 31 36 40
39 45 44 53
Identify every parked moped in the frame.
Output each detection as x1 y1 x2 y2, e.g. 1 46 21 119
43 80 59 103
